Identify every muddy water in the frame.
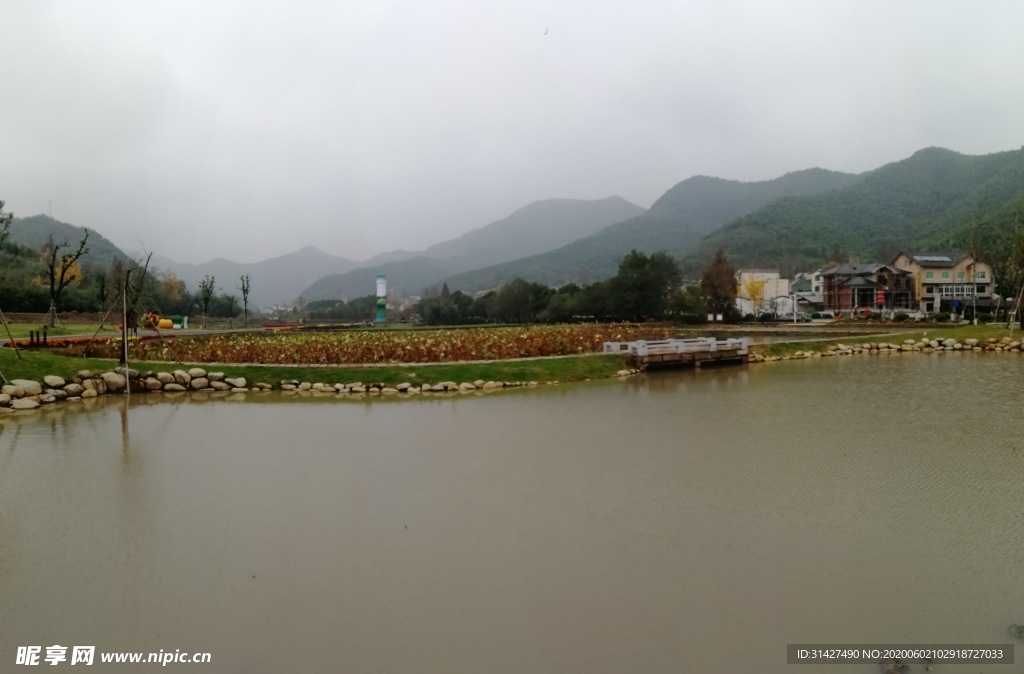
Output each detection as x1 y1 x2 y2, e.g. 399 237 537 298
2 353 1023 672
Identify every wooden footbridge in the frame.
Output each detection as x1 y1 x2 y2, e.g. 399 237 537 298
603 337 749 371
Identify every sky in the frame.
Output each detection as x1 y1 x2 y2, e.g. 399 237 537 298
2 0 1024 264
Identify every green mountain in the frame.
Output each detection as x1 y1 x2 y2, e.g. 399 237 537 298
8 214 131 270
444 168 862 291
301 256 461 301
681 147 1024 276
422 196 645 270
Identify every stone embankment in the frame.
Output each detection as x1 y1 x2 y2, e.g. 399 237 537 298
749 336 1018 362
0 366 643 413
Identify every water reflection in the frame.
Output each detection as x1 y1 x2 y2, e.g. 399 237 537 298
1 356 1023 673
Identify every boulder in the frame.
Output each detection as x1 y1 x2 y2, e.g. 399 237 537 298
2 384 25 398
225 377 247 388
75 369 93 381
156 372 175 384
163 383 187 392
46 389 68 400
115 367 140 379
11 398 40 410
145 378 164 390
298 382 312 391
207 372 225 382
63 382 85 397
10 379 42 396
0 393 10 405
459 382 476 391
942 338 957 348
100 372 127 392
188 367 207 378
210 380 231 390
81 389 98 399
189 377 209 390
396 382 411 392
473 379 485 388
39 394 57 404
174 370 192 385
43 375 66 388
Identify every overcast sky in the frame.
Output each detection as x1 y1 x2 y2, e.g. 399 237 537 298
2 0 1023 264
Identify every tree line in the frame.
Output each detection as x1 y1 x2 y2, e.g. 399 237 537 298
0 200 253 325
417 249 739 325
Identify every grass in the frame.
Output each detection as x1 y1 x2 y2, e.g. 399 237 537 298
0 322 119 340
0 345 630 387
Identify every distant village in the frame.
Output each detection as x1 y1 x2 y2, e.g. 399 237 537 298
734 251 997 320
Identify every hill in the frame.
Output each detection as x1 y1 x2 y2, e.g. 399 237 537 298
444 168 862 291
422 196 645 270
682 147 1024 276
152 246 365 307
300 256 462 301
8 214 131 270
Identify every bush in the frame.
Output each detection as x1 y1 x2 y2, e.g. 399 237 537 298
928 311 951 322
866 312 882 320
893 312 909 322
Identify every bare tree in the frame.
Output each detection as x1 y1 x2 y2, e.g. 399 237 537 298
43 229 89 327
0 199 12 250
198 275 216 328
239 274 251 327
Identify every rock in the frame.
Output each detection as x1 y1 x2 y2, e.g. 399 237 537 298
396 383 411 392
255 382 272 390
11 398 40 410
75 370 93 381
145 378 164 390
101 372 127 391
163 383 187 392
156 371 175 384
10 379 42 396
0 393 9 405
473 379 485 388
230 387 248 393
225 377 247 388
39 394 57 404
381 387 398 394
298 382 312 391
281 384 296 391
2 384 25 398
47 389 68 400
528 381 538 387
207 372 225 382
174 370 192 385
929 340 940 349
115 367 140 379
965 338 979 347
81 389 98 398
43 375 66 388
942 338 957 348
421 384 432 392
459 382 476 391
189 377 209 390
210 380 231 390
482 381 500 389
188 367 207 378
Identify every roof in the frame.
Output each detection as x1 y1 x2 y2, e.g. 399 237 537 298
895 251 971 268
822 263 893 276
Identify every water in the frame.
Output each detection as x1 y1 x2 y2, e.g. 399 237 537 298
2 353 1023 672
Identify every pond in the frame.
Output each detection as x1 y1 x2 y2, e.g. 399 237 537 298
2 352 1022 672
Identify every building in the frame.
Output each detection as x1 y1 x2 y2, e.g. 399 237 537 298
735 269 789 316
820 263 914 314
890 251 995 314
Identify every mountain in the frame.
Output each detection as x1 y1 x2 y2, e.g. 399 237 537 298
301 256 462 302
443 168 862 291
681 147 1024 276
298 196 646 301
152 246 363 307
8 214 131 270
422 196 645 270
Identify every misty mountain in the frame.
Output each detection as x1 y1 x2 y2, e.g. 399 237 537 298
301 256 462 302
422 196 645 269
7 214 131 270
151 246 364 307
444 168 862 291
680 146 1024 276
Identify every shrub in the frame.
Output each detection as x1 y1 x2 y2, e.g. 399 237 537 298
893 312 909 322
928 311 951 322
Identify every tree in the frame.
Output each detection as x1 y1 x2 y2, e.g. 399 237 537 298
608 249 681 321
43 229 90 327
198 275 216 328
239 275 251 327
700 249 738 321
0 199 12 251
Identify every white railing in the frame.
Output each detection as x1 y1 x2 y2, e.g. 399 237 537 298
603 337 749 357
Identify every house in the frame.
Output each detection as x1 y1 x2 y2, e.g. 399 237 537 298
735 269 789 316
820 263 915 314
890 251 995 315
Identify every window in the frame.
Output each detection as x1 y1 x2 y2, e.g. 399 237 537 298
977 271 987 279
977 284 987 294
924 285 934 294
942 271 950 279
957 271 965 279
925 271 934 279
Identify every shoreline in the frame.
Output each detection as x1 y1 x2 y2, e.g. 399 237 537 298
3 328 1022 414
